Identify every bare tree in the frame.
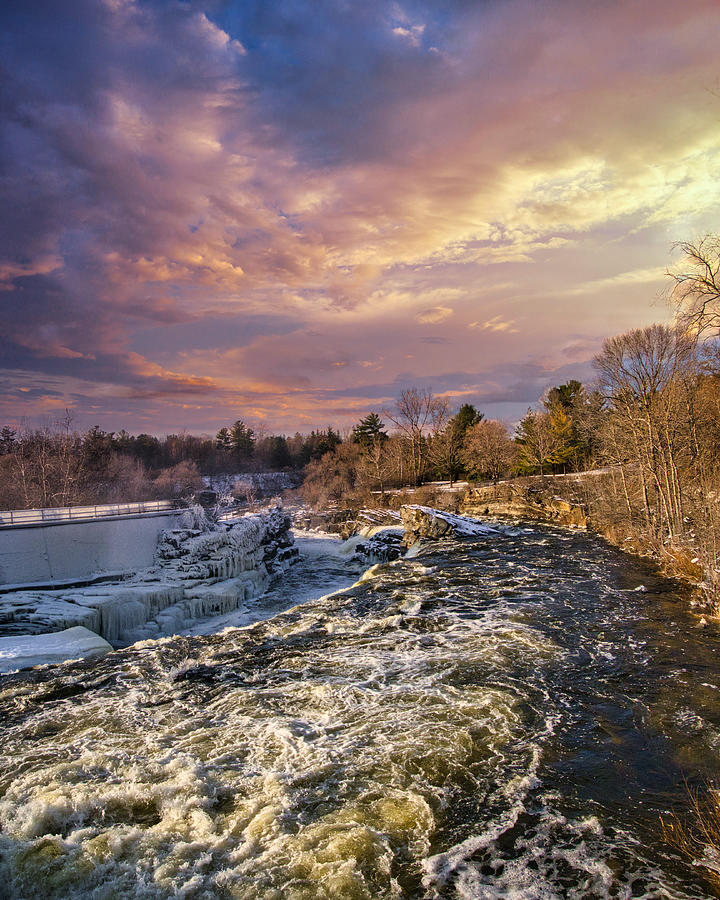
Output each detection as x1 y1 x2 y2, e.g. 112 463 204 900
299 442 363 509
668 235 720 335
594 324 696 540
462 420 517 482
385 388 446 486
356 434 391 497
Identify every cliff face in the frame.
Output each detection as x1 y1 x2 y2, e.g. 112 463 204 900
460 481 588 529
0 507 297 648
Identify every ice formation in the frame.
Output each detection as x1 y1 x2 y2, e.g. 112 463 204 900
0 626 113 674
0 507 297 657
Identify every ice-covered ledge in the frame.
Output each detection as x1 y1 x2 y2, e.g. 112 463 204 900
0 627 113 675
0 506 297 667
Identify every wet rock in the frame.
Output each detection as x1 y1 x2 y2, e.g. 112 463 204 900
351 528 405 563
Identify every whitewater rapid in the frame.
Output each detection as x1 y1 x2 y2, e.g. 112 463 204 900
0 521 718 898
179 529 376 636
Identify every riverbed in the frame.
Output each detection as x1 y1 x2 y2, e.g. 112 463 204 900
1 521 719 898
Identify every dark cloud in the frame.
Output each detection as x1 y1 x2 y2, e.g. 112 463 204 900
130 314 302 356
212 0 451 165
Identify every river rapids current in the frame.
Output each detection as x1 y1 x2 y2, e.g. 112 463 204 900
1 522 720 899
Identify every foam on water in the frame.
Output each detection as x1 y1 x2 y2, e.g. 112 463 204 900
0 520 717 898
181 531 368 637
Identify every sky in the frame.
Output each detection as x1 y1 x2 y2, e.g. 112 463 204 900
2 0 720 437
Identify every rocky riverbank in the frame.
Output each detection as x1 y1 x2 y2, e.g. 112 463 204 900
458 476 711 598
460 478 589 528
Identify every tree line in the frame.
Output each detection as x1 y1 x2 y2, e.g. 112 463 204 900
0 418 343 509
301 236 720 585
297 327 720 586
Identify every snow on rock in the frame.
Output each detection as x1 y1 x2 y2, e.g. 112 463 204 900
357 509 403 528
401 505 498 544
0 626 113 674
0 507 297 651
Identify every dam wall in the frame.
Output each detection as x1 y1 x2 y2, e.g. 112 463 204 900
0 511 182 586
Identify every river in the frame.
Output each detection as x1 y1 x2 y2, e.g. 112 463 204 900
1 520 719 898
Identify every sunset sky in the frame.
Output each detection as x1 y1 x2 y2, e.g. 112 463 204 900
2 0 720 436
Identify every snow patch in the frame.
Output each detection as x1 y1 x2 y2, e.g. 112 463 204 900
406 505 499 536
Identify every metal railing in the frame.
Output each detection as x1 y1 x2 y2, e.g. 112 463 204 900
0 500 179 527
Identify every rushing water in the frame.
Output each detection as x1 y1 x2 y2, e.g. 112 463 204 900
1 522 720 899
180 530 372 637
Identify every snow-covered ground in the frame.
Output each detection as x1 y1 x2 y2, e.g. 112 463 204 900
405 505 499 536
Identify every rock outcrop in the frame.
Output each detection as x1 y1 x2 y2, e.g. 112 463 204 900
461 481 588 528
401 505 497 545
0 507 297 649
349 526 405 563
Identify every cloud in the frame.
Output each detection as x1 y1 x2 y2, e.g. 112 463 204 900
416 306 454 324
391 23 426 47
563 266 667 296
470 316 519 333
2 0 719 431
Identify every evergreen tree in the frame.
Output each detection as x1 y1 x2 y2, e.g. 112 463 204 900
133 433 161 468
352 412 387 448
544 380 583 412
545 403 575 470
453 404 484 433
230 420 255 460
266 435 291 468
543 381 593 470
431 404 484 483
113 429 133 455
82 426 115 473
215 426 232 452
304 428 342 461
0 426 17 455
